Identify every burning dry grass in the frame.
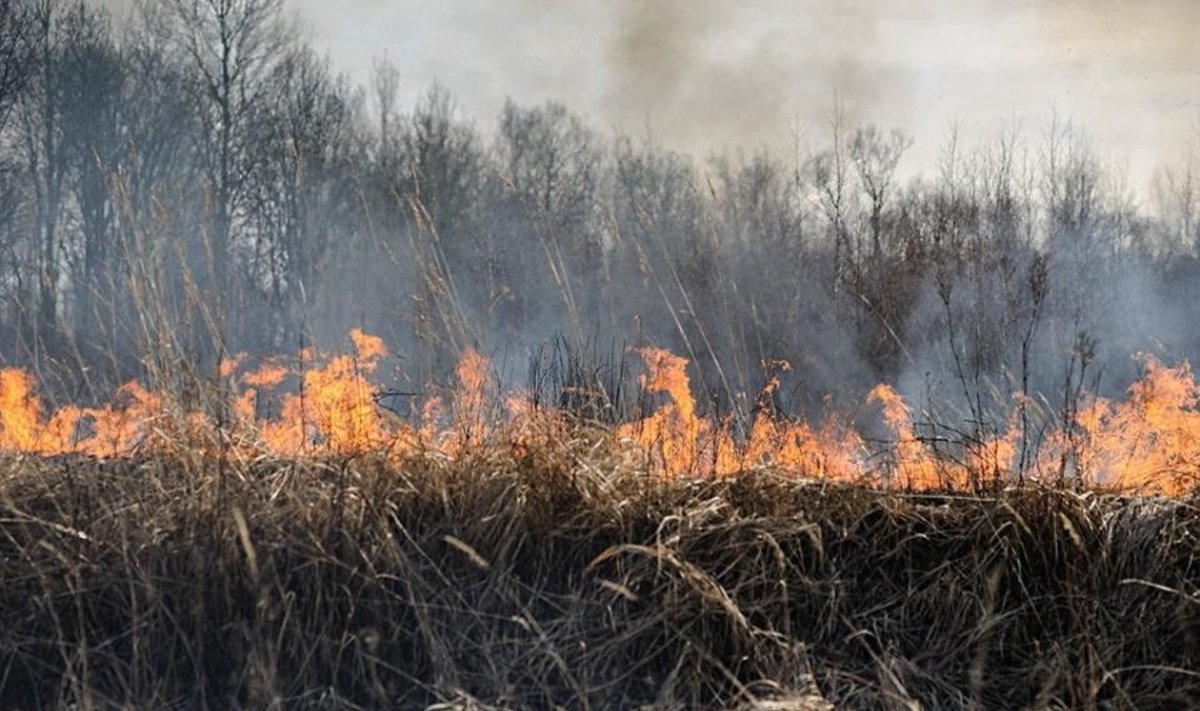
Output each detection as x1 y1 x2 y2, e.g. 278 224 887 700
5 331 1200 494
2 333 1200 707
0 440 1198 709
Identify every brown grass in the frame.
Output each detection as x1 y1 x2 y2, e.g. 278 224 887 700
0 432 1198 710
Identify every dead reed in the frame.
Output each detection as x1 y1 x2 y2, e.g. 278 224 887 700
0 433 1197 710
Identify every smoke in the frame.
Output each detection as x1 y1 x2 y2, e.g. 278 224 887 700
72 0 1200 415
270 0 916 159
600 0 901 155
1035 0 1200 67
1022 0 1200 193
92 0 1200 193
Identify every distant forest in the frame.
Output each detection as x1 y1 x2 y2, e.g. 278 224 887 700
2 0 1200 424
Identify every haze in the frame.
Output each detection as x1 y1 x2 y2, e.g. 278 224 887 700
100 0 1200 195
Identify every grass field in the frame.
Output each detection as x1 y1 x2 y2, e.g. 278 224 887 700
1 436 1197 710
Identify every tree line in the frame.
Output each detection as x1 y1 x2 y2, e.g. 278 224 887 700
2 0 1199 422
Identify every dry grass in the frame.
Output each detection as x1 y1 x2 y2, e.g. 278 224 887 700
0 432 1198 710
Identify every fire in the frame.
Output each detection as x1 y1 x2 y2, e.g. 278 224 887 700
241 363 288 388
1046 355 1200 495
733 362 863 479
84 383 164 457
430 347 493 457
0 332 1197 495
0 369 162 457
868 384 945 489
617 348 707 477
614 351 863 481
0 369 47 452
252 328 392 454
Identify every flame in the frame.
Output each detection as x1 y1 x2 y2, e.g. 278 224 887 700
504 390 567 462
746 363 860 478
434 347 492 457
618 348 707 477
242 363 289 389
256 329 390 455
868 384 945 489
0 369 49 452
218 355 243 379
1046 355 1200 495
615 350 866 481
0 333 1197 495
0 368 162 457
349 329 388 361
85 382 164 457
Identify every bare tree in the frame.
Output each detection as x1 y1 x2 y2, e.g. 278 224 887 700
245 46 356 346
0 0 33 133
57 3 123 343
1152 152 1199 258
497 100 600 243
495 99 601 333
370 53 400 172
849 124 912 260
0 1 33 329
16 0 71 341
402 84 483 240
807 102 853 290
150 0 291 310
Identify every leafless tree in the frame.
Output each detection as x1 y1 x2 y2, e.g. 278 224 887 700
495 99 601 333
807 102 853 290
57 2 123 342
150 0 291 309
1152 153 1199 258
15 0 73 340
0 0 33 133
497 100 600 243
245 45 356 347
849 124 912 260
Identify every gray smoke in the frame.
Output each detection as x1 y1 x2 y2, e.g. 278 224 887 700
223 0 1200 196
27 0 1200 431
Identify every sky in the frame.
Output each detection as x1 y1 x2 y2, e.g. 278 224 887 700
106 0 1200 200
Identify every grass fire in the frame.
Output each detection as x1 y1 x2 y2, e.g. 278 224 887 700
2 333 1200 708
1 0 1199 708
4 332 1200 496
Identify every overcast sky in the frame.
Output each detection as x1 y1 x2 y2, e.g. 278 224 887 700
107 0 1200 199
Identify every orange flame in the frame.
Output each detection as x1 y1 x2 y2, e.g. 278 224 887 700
0 369 162 457
868 384 945 489
618 348 707 477
433 347 492 457
255 328 390 455
1043 355 1200 495
617 350 865 481
0 333 1197 495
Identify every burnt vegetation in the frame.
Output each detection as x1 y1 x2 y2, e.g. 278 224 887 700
1 0 1200 708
